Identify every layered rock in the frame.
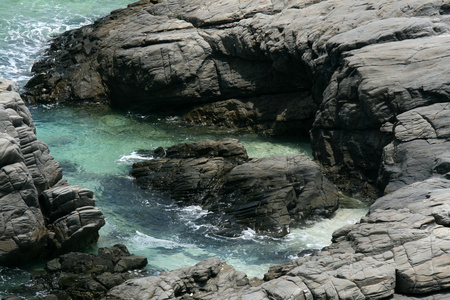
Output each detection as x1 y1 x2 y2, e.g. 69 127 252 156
131 138 339 237
23 0 450 194
0 78 104 265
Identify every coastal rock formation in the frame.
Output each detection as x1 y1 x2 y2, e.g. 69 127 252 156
107 178 450 300
20 0 450 298
131 138 339 237
107 257 249 300
35 244 148 299
0 78 105 266
23 0 450 193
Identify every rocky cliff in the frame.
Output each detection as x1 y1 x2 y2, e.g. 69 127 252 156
0 78 105 265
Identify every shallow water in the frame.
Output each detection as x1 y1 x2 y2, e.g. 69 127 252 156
0 0 368 298
29 104 341 277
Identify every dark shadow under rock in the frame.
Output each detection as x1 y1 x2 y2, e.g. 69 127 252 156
131 138 339 237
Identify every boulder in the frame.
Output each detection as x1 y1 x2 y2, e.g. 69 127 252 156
107 257 250 300
35 244 148 299
379 103 450 193
0 78 104 265
132 138 339 237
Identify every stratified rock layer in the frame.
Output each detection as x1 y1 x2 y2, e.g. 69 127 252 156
0 78 105 265
131 138 339 237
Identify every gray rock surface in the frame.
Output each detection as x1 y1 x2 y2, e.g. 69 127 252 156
132 138 339 237
23 0 450 195
107 257 250 300
379 103 450 193
0 78 105 265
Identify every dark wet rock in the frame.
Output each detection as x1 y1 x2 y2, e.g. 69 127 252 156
35 244 147 299
0 78 104 266
180 91 317 136
132 138 339 237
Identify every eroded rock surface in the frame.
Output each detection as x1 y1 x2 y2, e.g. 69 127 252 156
23 0 450 194
0 78 105 265
131 138 339 237
107 257 249 300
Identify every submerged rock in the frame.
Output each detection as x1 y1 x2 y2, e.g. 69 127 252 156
131 138 339 237
0 78 105 266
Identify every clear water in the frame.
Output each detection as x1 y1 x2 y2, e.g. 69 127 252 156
0 0 368 298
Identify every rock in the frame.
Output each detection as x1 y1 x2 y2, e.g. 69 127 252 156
0 78 104 265
217 154 339 236
132 139 339 237
107 257 250 300
180 91 317 136
261 179 450 299
17 0 450 298
379 103 450 193
108 181 450 300
132 139 248 205
35 244 147 299
23 0 450 195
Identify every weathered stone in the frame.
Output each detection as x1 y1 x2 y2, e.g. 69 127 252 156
379 103 450 193
36 244 147 299
23 0 450 194
17 0 450 298
107 257 250 300
0 78 104 265
132 139 339 237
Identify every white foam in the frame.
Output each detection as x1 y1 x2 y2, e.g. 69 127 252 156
130 230 185 250
116 151 152 165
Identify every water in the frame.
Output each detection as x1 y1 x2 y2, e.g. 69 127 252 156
0 1 368 298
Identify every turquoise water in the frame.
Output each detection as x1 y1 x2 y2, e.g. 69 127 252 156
0 1 368 298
